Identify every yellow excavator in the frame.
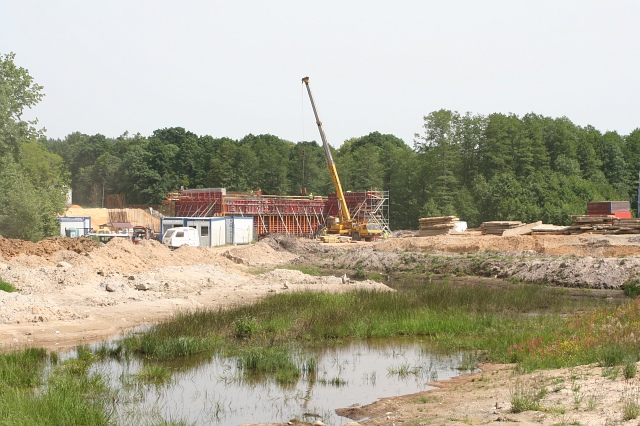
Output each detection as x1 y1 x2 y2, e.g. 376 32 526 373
302 76 382 242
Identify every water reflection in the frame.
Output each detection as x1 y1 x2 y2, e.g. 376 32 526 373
92 337 477 425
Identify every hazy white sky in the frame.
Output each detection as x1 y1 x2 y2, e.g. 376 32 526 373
1 1 638 147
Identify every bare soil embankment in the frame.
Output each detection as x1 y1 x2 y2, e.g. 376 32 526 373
291 233 640 289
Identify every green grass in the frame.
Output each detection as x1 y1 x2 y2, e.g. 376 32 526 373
134 364 172 385
0 279 16 293
0 348 112 426
121 278 623 373
283 265 323 276
0 347 47 388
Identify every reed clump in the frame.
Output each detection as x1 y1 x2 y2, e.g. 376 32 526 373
0 348 112 425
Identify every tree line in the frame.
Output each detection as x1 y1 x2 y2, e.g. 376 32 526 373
2 52 639 240
44 112 640 230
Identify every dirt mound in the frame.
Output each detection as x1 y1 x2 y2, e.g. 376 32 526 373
224 240 299 266
377 233 640 257
0 236 101 260
260 234 323 253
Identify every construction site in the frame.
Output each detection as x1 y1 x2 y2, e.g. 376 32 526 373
161 188 390 239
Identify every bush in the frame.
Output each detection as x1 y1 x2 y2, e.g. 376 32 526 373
622 279 640 298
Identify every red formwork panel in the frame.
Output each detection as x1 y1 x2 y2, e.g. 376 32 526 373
587 201 631 218
170 189 226 217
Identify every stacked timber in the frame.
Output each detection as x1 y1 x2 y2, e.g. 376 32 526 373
568 216 640 234
530 224 571 235
418 216 459 236
480 221 523 236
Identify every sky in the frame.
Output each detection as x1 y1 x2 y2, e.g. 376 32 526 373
1 1 639 148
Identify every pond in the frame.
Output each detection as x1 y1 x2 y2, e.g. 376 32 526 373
89 337 477 425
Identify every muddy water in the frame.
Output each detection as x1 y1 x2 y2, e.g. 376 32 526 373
92 338 475 425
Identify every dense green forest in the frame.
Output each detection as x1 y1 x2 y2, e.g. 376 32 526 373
44 111 640 230
2 52 639 240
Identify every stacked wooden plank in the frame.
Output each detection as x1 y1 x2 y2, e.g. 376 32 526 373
418 216 460 236
614 218 640 234
480 221 523 235
530 224 571 235
502 221 542 236
568 216 640 234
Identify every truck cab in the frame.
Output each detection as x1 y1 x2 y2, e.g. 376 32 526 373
351 222 382 241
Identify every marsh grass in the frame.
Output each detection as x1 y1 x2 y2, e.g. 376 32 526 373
234 346 310 386
318 376 347 387
135 364 172 385
123 278 631 374
387 362 436 381
0 278 16 292
0 348 47 388
0 349 112 425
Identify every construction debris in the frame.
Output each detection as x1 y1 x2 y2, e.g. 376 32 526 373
480 221 523 235
418 216 460 236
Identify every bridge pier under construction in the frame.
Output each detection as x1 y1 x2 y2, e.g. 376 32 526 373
163 188 390 239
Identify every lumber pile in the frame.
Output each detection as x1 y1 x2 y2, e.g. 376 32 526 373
480 221 523 236
418 216 460 236
502 221 542 237
530 224 571 235
568 216 640 234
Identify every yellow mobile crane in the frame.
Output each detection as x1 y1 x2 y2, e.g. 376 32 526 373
302 76 382 242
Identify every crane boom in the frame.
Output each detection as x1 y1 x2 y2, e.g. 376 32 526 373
301 77 351 224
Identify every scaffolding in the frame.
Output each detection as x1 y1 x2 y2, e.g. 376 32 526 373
163 189 390 238
325 190 391 235
165 188 225 217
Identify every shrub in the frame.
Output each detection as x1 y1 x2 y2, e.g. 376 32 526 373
621 279 640 298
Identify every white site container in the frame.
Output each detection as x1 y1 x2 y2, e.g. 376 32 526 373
160 217 228 247
58 216 92 237
226 216 254 245
186 217 226 247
